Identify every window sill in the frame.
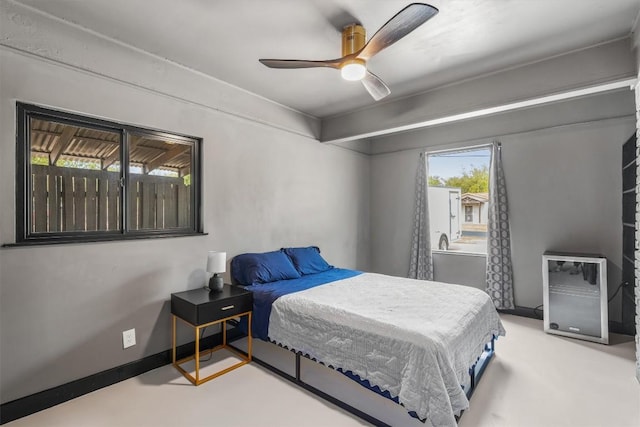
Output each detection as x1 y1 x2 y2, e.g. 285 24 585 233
432 250 487 258
2 232 208 248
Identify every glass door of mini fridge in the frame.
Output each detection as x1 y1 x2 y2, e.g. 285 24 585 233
542 252 608 344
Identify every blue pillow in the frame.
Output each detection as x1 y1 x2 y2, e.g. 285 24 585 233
283 246 332 275
231 251 301 285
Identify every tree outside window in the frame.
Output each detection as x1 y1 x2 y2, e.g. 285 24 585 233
427 147 490 254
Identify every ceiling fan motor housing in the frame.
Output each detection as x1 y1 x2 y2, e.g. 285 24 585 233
342 24 366 56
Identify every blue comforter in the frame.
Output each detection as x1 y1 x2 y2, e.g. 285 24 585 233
242 268 362 340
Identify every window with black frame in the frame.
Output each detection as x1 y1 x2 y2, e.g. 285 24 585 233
14 102 202 244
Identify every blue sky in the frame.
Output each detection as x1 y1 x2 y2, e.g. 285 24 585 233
427 148 490 180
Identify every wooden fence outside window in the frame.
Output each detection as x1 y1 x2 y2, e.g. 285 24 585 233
31 165 191 233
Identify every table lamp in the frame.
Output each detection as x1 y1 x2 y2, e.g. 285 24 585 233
206 251 226 292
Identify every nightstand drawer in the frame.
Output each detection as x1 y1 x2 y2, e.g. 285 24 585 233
171 285 253 326
197 294 252 324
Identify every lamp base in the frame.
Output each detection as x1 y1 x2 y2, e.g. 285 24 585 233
208 274 224 292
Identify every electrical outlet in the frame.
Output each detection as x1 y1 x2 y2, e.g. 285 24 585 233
122 328 136 349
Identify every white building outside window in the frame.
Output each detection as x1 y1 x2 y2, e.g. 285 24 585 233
427 147 491 254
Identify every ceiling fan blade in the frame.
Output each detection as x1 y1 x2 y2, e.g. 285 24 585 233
361 71 391 101
358 3 439 61
259 58 342 69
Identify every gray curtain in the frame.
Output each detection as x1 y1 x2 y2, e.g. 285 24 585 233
486 141 515 309
408 152 434 280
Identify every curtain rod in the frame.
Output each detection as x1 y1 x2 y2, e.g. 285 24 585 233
426 142 493 156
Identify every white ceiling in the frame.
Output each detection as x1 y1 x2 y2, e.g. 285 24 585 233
15 0 640 118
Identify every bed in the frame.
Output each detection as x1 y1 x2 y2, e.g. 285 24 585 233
229 247 505 426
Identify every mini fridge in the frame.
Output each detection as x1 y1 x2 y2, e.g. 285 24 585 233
542 251 608 344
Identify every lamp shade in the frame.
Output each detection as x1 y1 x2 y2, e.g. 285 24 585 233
206 251 226 273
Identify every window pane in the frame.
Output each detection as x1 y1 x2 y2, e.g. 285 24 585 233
427 148 491 254
18 103 202 244
128 134 193 231
29 117 121 233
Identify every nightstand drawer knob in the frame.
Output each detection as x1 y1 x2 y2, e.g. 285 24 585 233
221 305 235 311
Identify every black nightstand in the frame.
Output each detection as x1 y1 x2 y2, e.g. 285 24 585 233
171 285 253 385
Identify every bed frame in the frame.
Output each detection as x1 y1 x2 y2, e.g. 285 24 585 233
227 323 495 426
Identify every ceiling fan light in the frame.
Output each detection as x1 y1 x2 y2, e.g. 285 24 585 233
341 61 366 81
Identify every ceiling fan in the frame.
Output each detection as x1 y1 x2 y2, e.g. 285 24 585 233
259 3 439 101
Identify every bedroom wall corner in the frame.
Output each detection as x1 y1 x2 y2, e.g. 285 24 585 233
0 36 370 405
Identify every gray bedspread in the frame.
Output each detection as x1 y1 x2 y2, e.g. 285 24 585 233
268 272 506 426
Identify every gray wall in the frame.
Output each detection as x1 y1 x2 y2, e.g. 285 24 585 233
0 47 370 403
370 91 636 324
1 0 638 405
